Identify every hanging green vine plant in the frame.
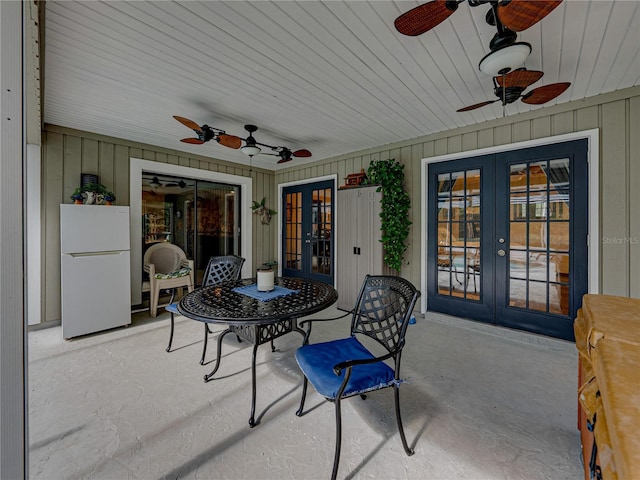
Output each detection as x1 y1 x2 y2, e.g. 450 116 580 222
366 158 412 271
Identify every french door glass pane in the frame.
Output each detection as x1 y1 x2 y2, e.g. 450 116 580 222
508 159 570 314
436 170 480 300
285 192 302 271
310 187 332 275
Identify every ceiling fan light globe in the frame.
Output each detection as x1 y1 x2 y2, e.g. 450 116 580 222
241 145 261 157
478 42 531 76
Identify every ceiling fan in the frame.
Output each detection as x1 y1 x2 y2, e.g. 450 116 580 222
173 116 242 149
457 68 570 112
240 125 312 164
173 117 311 164
395 0 563 76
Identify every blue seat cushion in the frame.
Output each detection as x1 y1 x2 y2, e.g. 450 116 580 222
295 337 397 400
165 303 179 314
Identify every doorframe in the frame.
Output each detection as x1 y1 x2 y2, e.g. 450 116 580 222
420 129 600 315
277 174 338 282
130 158 253 305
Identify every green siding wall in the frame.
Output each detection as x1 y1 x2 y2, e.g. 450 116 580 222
42 125 276 323
276 86 640 301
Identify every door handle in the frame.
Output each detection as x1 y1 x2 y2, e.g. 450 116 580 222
305 239 311 244
497 249 506 257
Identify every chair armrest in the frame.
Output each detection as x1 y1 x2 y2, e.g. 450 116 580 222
333 349 397 376
180 259 195 287
299 309 353 345
298 309 352 329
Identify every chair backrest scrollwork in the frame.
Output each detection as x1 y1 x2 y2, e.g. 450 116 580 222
202 255 245 286
351 275 420 354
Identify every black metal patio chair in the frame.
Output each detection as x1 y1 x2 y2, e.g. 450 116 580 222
165 255 245 364
294 274 420 480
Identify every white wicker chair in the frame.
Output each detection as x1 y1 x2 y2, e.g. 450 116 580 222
143 243 194 317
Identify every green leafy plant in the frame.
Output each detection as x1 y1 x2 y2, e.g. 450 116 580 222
71 182 116 203
251 197 276 225
366 159 412 271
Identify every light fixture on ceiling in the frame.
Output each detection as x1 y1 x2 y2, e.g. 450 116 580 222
240 125 261 158
477 4 532 76
478 41 532 76
395 0 560 76
149 176 162 188
241 145 261 157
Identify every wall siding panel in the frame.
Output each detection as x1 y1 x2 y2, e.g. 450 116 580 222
600 100 629 295
512 121 531 143
114 145 129 205
275 87 640 301
477 128 493 149
41 125 274 323
462 132 478 152
552 111 574 135
44 132 64 322
494 125 511 145
63 135 82 199
576 105 599 131
531 117 552 139
82 138 99 175
99 142 115 190
629 96 640 298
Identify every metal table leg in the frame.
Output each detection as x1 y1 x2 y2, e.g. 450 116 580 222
202 318 306 427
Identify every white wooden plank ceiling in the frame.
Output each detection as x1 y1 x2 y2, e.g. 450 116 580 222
43 1 640 170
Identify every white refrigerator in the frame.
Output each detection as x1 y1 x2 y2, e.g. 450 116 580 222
61 205 131 339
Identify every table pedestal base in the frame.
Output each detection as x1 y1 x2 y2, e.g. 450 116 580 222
204 318 306 427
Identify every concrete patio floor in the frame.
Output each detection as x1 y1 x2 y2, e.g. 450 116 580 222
28 306 583 480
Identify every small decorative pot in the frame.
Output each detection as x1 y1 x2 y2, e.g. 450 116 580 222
256 268 275 292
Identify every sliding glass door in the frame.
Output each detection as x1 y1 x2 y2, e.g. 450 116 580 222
142 173 240 284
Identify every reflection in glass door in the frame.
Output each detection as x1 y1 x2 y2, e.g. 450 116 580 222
192 181 240 280
282 180 334 284
428 139 588 340
436 169 482 301
506 160 571 315
142 173 240 285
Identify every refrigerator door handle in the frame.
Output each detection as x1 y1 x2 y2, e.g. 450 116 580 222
68 251 126 258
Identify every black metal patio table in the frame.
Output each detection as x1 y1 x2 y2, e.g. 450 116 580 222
177 276 338 427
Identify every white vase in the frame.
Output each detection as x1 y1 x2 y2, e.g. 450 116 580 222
256 269 275 292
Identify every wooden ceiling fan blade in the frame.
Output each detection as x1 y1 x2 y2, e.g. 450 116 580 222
497 69 544 89
173 115 202 133
181 138 205 144
394 0 457 37
277 157 293 164
521 82 570 104
292 149 312 157
497 0 563 32
457 100 498 112
216 134 242 149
